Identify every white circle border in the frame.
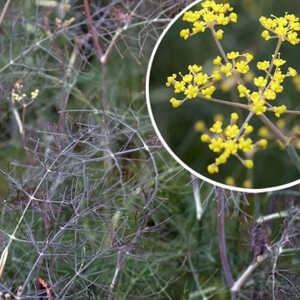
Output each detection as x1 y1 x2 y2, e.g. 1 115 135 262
145 0 300 193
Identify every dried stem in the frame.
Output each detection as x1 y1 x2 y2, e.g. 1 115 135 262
101 29 123 65
0 0 11 25
83 0 104 61
83 0 127 66
231 253 269 293
256 210 290 223
108 251 127 300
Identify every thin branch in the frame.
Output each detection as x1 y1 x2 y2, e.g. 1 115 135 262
0 0 11 26
258 114 288 145
101 29 123 65
198 94 250 109
197 95 300 116
101 4 136 65
231 253 269 293
208 24 229 64
83 0 103 61
265 39 282 84
108 251 127 300
256 210 290 224
236 111 254 139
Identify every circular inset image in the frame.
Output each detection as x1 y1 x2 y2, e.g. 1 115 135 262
146 0 300 192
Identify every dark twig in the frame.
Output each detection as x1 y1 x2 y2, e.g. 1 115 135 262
83 0 104 61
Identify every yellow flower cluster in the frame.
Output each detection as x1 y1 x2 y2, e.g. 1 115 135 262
214 52 253 76
166 50 297 119
11 80 39 106
198 113 268 174
166 51 256 108
179 0 237 40
11 90 27 103
166 64 222 107
260 14 300 44
236 53 297 118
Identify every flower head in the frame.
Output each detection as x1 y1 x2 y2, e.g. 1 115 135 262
254 76 267 88
227 51 240 60
180 29 190 40
216 29 224 39
257 61 270 71
210 120 223 133
181 1 236 39
236 61 249 74
170 97 183 108
273 105 287 117
198 114 266 175
260 13 300 45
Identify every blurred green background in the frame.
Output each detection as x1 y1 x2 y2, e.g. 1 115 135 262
149 0 300 189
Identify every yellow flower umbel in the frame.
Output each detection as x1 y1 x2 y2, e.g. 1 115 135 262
180 1 237 40
198 113 265 174
166 63 222 104
11 80 39 107
219 52 253 77
259 14 300 45
234 51 297 118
